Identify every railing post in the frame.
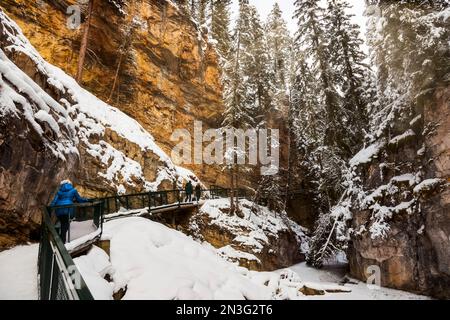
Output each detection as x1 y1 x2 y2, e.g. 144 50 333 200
100 201 104 235
68 210 72 243
147 191 152 211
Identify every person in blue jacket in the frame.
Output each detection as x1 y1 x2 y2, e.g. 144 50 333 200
50 180 89 243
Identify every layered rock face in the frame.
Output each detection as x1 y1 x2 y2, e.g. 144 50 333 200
0 9 200 250
344 4 450 299
0 0 227 187
348 87 450 299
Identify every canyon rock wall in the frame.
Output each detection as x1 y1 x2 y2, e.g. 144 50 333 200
0 8 200 249
348 86 450 299
0 0 228 187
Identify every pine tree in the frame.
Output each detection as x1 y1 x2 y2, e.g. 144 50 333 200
306 1 450 267
189 0 211 26
210 0 231 60
221 0 254 214
253 173 285 213
293 0 342 148
186 0 213 26
366 0 450 137
174 0 190 15
265 3 293 103
199 0 209 26
291 0 374 267
325 0 370 155
245 6 274 122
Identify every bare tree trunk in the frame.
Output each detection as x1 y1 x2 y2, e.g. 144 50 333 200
284 89 293 211
229 166 235 214
108 46 124 102
108 0 138 102
76 0 94 84
234 165 240 213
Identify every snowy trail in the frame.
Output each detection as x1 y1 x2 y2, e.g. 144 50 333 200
0 244 38 300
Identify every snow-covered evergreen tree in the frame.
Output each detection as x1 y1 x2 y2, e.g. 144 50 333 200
257 174 285 213
314 1 450 266
174 0 190 15
366 0 450 137
264 3 293 110
187 0 211 26
222 0 253 129
293 0 342 148
221 0 255 213
210 0 231 59
245 6 274 123
291 0 374 266
325 0 370 155
222 0 274 129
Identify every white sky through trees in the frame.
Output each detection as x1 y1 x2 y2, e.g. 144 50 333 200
231 0 367 37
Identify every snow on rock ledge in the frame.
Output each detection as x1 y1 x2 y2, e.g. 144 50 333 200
0 10 201 248
0 10 198 193
187 199 309 271
82 217 335 300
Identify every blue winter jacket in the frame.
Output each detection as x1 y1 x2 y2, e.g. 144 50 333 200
50 183 88 217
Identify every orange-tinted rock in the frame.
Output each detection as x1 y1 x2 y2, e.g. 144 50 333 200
0 0 228 187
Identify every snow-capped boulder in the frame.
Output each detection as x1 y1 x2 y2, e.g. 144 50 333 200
186 199 309 271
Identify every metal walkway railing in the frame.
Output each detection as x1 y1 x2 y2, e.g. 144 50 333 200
39 186 250 300
38 208 94 300
98 187 250 215
47 201 104 244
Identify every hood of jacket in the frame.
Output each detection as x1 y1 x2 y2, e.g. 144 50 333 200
60 183 74 193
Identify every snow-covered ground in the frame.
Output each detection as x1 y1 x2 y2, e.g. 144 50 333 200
69 220 98 242
0 228 430 300
287 263 430 300
72 217 430 300
0 244 38 300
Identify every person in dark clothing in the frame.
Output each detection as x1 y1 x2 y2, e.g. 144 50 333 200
184 181 193 202
50 180 88 243
195 184 202 203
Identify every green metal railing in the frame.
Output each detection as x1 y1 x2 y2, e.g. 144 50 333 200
38 186 251 300
38 208 94 300
99 187 248 215
47 201 104 243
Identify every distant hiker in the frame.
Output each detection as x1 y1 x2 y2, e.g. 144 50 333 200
195 184 202 203
185 181 193 202
50 180 89 243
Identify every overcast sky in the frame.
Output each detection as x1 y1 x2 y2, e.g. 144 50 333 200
231 0 367 37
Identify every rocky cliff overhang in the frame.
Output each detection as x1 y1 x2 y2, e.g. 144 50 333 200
0 9 200 249
0 0 228 187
